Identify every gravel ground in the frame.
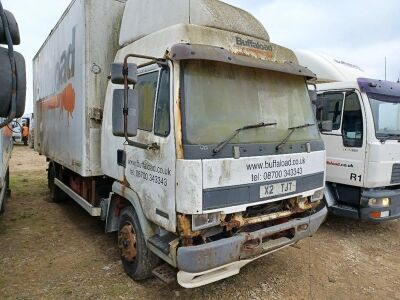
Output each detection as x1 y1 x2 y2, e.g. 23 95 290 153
0 146 399 299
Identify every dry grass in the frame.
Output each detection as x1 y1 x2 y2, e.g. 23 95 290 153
0 146 399 299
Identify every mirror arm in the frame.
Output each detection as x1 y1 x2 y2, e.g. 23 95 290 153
122 54 163 151
122 66 147 149
0 2 17 129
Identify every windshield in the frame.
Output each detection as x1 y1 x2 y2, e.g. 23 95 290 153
182 60 319 145
369 97 400 138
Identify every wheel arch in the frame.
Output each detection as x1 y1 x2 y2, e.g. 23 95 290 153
105 181 157 242
324 182 338 208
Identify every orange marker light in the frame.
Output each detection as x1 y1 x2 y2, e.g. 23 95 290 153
370 211 381 219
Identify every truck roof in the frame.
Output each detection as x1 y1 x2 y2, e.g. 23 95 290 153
295 50 367 83
119 0 269 47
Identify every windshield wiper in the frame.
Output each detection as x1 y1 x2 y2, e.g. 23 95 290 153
276 123 315 150
213 122 277 155
378 133 400 142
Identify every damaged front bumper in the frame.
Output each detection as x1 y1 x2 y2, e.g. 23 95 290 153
176 205 327 288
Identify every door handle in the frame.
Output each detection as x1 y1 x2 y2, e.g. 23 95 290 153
148 143 160 151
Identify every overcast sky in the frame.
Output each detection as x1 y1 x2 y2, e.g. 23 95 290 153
2 0 400 114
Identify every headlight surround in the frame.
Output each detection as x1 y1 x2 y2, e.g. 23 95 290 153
192 212 221 231
368 197 390 208
311 188 324 202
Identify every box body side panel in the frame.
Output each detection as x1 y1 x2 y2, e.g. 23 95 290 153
34 0 125 177
34 0 86 175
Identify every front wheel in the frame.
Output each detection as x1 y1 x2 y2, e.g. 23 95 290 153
118 206 160 280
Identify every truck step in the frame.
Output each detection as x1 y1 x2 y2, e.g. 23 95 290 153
148 232 178 255
152 264 177 284
331 204 359 219
54 178 101 217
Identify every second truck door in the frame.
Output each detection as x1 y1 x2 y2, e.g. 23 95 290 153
319 90 366 187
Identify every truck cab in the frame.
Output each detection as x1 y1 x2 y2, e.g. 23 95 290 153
296 50 400 222
103 1 327 287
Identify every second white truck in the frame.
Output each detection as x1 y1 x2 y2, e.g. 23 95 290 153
297 50 400 222
34 0 327 287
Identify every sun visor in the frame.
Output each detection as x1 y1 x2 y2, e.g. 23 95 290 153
358 78 400 102
169 43 316 80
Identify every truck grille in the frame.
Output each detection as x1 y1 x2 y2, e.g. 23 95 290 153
390 164 400 184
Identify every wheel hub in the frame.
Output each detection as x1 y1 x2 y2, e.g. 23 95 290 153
118 223 137 262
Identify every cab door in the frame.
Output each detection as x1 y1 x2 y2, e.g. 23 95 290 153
318 90 366 188
124 64 176 232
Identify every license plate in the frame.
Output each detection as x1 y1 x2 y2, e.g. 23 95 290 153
260 180 297 198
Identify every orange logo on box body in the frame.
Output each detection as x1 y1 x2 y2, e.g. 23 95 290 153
37 26 76 125
38 83 76 122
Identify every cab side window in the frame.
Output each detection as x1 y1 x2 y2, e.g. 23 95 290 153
342 92 363 147
136 71 158 131
317 92 344 130
154 68 170 136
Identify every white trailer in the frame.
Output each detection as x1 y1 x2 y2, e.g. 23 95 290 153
0 1 26 213
296 50 400 222
34 0 327 287
0 125 12 213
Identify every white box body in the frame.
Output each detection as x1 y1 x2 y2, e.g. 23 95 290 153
33 0 125 177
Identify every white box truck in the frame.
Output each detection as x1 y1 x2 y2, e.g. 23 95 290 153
34 0 327 288
296 50 400 222
0 1 26 213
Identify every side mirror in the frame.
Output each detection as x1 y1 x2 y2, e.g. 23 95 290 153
321 120 333 132
111 63 138 85
112 89 138 137
0 10 21 45
0 48 26 118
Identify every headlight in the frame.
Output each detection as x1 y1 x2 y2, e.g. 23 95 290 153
192 213 221 231
368 197 390 207
311 189 324 202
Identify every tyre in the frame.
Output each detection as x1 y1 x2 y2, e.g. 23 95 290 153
118 206 160 280
48 162 66 202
